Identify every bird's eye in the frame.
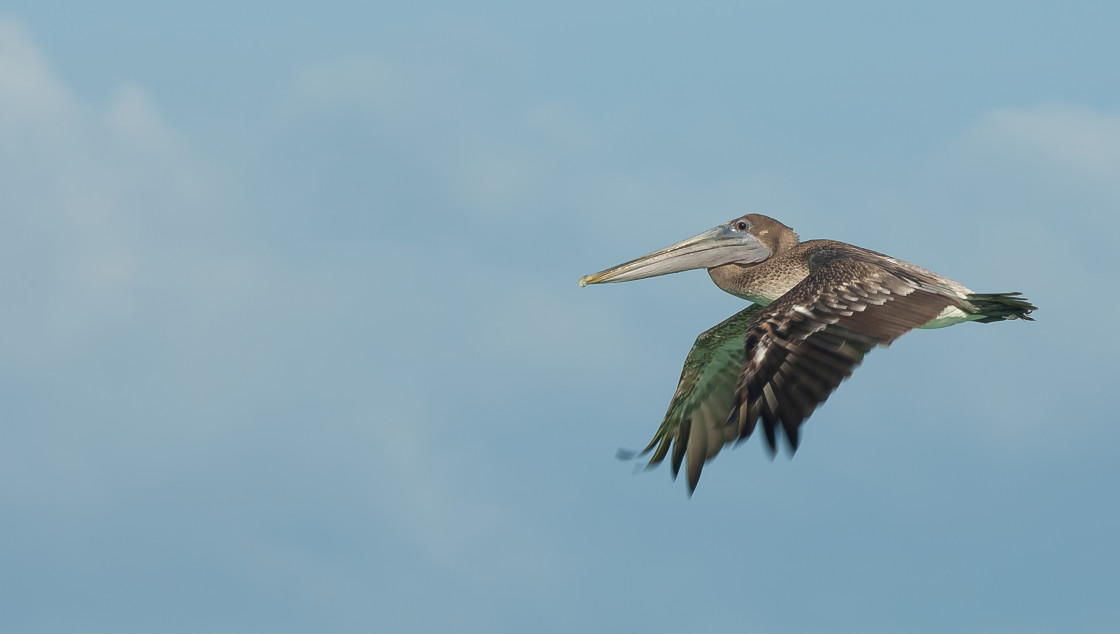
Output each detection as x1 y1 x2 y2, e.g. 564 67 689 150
736 221 748 231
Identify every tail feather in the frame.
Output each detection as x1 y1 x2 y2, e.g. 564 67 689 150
967 292 1036 323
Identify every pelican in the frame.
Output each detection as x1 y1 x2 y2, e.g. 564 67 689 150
579 214 1035 492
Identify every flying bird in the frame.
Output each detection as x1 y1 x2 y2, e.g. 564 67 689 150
579 214 1035 492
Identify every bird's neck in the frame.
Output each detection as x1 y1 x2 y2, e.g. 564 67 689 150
707 248 812 304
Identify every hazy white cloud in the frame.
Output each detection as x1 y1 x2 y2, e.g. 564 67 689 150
0 20 529 568
914 102 1120 264
979 103 1120 180
0 18 70 124
104 84 187 164
0 18 242 366
274 53 603 221
930 103 1120 234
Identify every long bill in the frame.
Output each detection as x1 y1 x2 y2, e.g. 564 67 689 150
579 222 771 287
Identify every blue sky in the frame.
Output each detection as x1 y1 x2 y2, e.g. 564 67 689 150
2 3 1118 632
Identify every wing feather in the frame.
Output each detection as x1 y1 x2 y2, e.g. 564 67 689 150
729 258 955 455
628 305 763 491
628 251 964 493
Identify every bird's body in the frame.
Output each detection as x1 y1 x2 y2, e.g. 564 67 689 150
580 214 1034 492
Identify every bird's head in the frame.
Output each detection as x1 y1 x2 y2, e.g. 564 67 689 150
578 214 796 287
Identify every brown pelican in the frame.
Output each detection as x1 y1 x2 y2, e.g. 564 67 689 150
579 214 1035 492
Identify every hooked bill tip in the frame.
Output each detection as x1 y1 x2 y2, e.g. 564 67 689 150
578 275 589 287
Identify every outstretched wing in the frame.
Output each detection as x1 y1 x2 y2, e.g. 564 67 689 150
729 256 957 459
628 305 763 489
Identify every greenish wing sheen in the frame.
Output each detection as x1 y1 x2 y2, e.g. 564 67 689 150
624 305 763 490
